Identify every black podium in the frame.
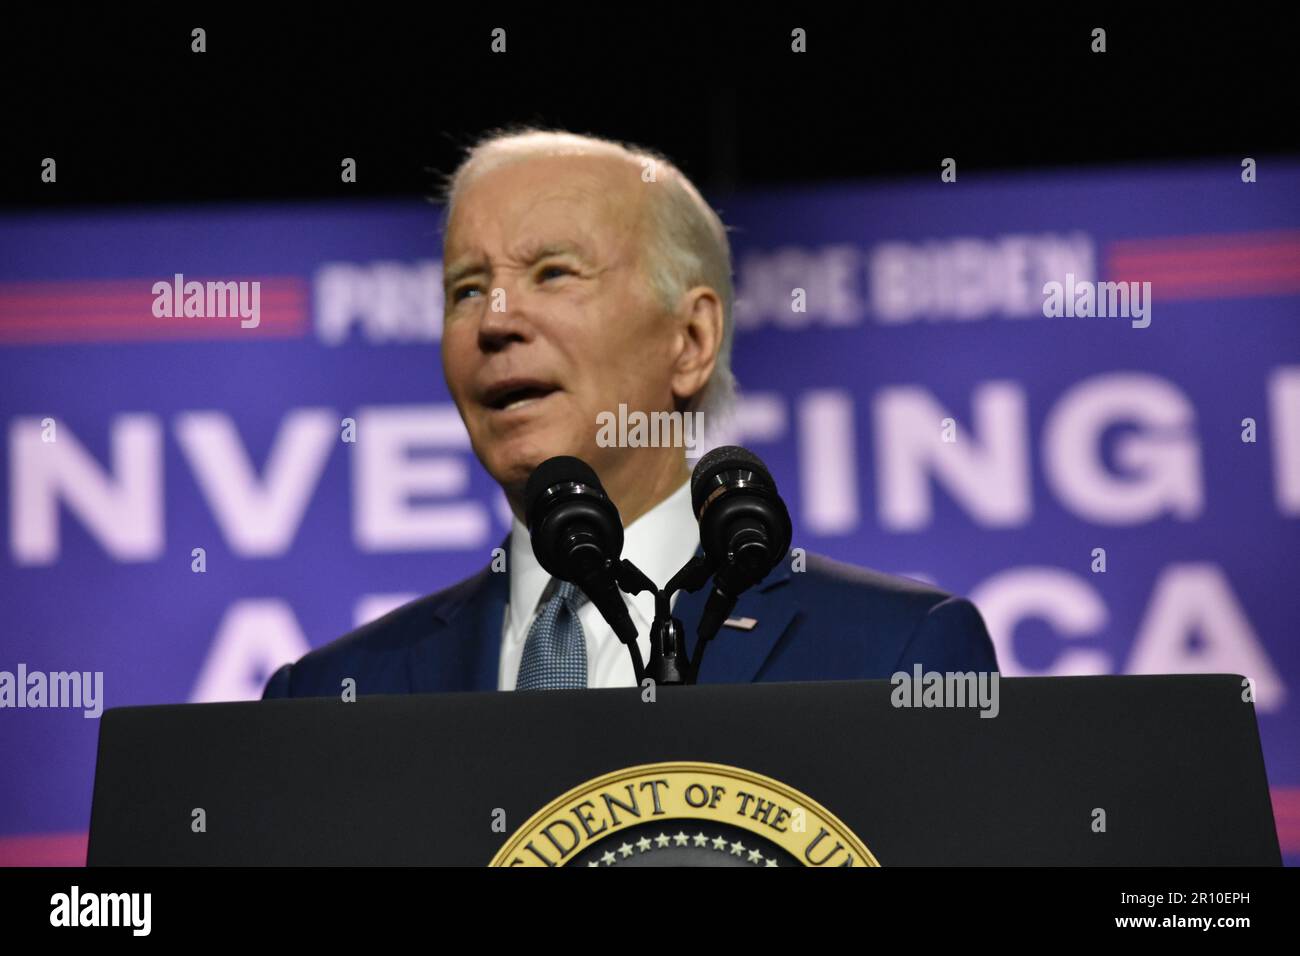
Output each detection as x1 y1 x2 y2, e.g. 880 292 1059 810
87 674 1281 866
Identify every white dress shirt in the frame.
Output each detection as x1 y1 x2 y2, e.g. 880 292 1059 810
498 477 699 690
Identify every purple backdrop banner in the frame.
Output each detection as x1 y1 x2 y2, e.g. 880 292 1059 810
2 160 1298 864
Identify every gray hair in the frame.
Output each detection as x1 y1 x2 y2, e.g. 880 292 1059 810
437 126 738 427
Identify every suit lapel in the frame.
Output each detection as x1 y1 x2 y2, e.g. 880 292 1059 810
408 535 509 693
676 550 798 684
468 561 509 690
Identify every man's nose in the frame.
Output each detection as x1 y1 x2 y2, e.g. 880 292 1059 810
476 278 537 352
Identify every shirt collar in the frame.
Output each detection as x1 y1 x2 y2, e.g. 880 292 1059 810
506 475 697 640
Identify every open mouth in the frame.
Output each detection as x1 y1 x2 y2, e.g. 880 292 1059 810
483 381 561 412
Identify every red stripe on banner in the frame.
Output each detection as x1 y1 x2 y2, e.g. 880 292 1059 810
0 277 309 345
1105 230 1300 300
1272 786 1300 841
0 287 306 311
0 832 87 867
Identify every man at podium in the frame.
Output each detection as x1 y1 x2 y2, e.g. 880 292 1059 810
263 128 997 699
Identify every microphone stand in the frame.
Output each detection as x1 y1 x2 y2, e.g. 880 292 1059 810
615 555 717 685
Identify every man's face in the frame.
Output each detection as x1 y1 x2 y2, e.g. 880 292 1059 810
441 154 680 503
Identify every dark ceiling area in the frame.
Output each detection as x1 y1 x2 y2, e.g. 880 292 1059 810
2 12 1295 209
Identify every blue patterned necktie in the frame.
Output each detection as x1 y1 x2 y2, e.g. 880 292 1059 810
516 578 589 690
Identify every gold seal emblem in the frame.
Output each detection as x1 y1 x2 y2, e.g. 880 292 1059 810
490 761 879 867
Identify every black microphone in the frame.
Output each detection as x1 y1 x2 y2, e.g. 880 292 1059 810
689 446 793 658
524 456 640 648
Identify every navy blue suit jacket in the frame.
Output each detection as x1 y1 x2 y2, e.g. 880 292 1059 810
262 539 998 699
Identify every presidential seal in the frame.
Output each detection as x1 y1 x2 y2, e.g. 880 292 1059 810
490 761 878 867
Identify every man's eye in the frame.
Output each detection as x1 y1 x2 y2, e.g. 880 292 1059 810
538 264 573 281
452 285 481 303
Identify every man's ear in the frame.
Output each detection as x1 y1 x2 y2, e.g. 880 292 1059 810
670 286 723 407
